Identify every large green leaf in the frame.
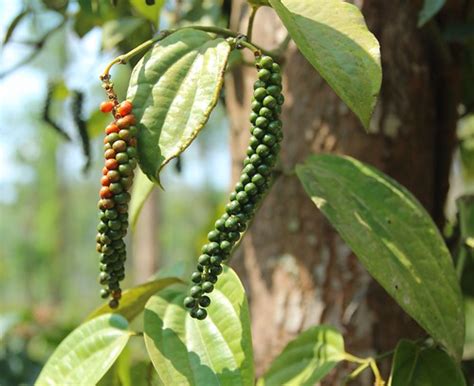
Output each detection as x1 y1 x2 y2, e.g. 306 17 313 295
87 278 181 321
143 267 254 385
418 0 446 27
127 29 231 183
129 168 156 231
268 0 381 128
296 154 464 360
258 325 345 386
35 314 132 386
390 340 466 386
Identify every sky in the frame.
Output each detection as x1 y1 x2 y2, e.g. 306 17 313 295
0 0 231 204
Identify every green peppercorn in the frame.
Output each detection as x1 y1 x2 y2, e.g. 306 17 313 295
258 68 271 81
225 216 239 231
116 152 129 164
190 286 203 298
112 140 127 152
267 85 281 97
109 182 123 194
191 272 202 283
257 164 271 176
251 100 262 112
198 254 211 265
215 219 226 231
118 129 131 141
206 242 220 255
100 289 110 299
126 146 137 158
220 240 232 253
236 191 249 204
256 144 270 157
253 80 266 90
199 296 211 308
114 192 131 204
195 308 207 320
208 230 220 242
270 72 282 85
263 95 277 109
250 112 258 123
259 107 273 119
210 265 223 276
202 281 214 293
252 127 265 139
255 116 269 128
106 133 120 144
227 231 240 242
250 154 262 166
263 134 276 147
254 87 267 101
226 200 241 214
252 173 266 186
243 164 256 177
184 296 196 308
240 173 251 185
118 164 133 176
244 182 258 196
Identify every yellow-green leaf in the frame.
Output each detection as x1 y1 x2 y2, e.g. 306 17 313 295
296 154 464 360
87 278 181 321
35 314 132 386
268 0 381 128
143 267 254 385
258 325 345 386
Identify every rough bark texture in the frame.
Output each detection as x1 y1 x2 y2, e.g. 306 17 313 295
226 1 460 383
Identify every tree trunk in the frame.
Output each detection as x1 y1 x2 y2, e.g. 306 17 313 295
226 1 460 383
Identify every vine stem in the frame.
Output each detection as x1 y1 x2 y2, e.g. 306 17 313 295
247 6 259 42
101 25 272 78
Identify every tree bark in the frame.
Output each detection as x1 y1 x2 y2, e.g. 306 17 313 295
226 1 460 383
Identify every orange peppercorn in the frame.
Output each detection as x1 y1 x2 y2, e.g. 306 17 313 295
100 101 114 113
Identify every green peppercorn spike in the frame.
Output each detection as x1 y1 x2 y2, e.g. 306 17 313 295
186 55 284 319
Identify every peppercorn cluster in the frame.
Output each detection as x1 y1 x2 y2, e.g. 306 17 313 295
184 55 284 320
96 76 138 309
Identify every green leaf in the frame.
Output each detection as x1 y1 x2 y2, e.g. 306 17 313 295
143 267 254 385
268 0 381 128
129 168 156 231
87 278 181 321
130 0 165 24
390 340 466 386
258 325 345 386
296 154 465 360
418 0 446 27
35 314 132 386
127 29 231 183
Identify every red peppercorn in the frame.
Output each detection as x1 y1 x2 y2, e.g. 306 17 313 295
100 186 112 198
105 123 119 134
102 167 109 175
101 176 110 186
104 149 116 159
117 101 132 117
105 159 119 170
100 101 115 113
117 114 136 129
